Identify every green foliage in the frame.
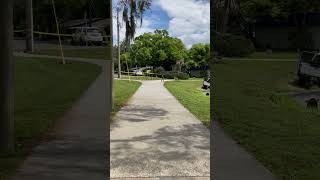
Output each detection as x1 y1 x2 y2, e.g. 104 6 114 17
120 53 134 70
118 0 152 44
240 0 274 23
164 71 189 80
213 33 255 57
128 29 187 70
186 43 210 68
240 0 320 21
240 0 320 49
153 67 165 75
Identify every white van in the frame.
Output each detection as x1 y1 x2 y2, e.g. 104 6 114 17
70 27 103 46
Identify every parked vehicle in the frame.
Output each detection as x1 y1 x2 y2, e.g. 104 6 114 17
131 67 153 76
70 27 103 46
297 51 320 85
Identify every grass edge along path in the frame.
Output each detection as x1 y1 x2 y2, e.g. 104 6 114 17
0 57 101 179
113 80 142 116
213 60 320 180
165 80 210 127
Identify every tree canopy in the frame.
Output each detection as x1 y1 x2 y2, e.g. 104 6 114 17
127 29 187 70
117 0 152 45
186 44 210 68
121 29 209 70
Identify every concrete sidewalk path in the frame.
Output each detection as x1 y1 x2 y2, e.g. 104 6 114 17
213 122 275 180
13 53 111 180
110 81 210 179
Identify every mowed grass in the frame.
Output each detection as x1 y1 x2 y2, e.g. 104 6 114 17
0 57 101 178
1 58 140 179
165 80 210 127
247 51 299 59
213 60 320 180
35 48 110 59
113 80 141 114
120 75 162 81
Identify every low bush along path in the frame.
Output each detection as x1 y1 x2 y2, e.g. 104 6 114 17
110 80 210 179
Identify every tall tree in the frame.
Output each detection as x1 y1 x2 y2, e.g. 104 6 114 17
213 0 240 33
128 30 187 70
117 0 152 45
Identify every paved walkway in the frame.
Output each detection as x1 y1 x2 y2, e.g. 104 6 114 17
13 53 111 180
213 122 275 180
110 81 210 179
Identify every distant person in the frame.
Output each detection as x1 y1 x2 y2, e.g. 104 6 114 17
161 74 165 82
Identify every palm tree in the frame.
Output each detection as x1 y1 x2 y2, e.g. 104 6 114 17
118 0 152 45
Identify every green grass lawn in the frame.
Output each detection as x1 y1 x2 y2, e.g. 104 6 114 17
0 57 101 178
247 51 299 60
213 60 320 180
35 47 110 59
0 58 140 179
113 80 141 115
165 80 210 127
120 75 162 81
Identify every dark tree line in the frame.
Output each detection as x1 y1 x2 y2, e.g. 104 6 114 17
13 0 108 32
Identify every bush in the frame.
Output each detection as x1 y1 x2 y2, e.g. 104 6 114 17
213 32 255 57
164 71 189 80
176 72 189 80
153 67 165 75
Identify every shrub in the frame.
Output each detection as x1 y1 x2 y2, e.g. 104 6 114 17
153 67 165 75
176 72 189 80
164 71 175 79
164 71 189 80
213 32 255 57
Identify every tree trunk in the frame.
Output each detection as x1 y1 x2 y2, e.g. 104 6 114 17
0 0 15 153
106 0 113 177
26 0 34 52
117 10 121 78
221 0 230 33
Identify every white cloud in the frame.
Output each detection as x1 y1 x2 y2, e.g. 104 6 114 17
155 0 210 48
113 0 210 48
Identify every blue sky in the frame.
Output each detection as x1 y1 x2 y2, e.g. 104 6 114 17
113 0 210 48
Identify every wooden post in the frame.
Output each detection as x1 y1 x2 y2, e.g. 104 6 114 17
0 0 15 153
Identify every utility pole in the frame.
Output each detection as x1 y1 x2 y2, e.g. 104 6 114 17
26 0 34 52
0 0 15 153
117 8 121 78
